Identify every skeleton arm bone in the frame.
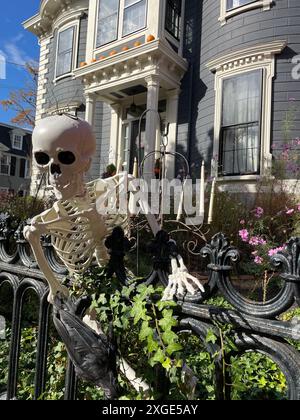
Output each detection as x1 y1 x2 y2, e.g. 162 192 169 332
24 211 69 303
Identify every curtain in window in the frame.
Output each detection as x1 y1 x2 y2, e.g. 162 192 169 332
56 27 75 77
123 0 147 37
97 0 120 46
226 0 256 11
221 70 262 176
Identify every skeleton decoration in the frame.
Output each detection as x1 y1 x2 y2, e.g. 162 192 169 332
24 114 204 396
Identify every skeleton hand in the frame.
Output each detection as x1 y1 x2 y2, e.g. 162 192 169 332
162 256 205 301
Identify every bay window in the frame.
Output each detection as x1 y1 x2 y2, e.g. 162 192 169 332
56 26 76 78
220 70 262 176
165 0 182 40
96 0 147 48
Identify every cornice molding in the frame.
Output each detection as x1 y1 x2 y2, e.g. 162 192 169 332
207 40 287 73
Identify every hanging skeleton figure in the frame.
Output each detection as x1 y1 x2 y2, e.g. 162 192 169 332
24 114 204 398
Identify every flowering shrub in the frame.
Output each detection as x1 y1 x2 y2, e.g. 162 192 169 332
238 201 300 275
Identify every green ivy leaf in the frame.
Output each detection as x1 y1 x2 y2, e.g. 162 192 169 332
166 342 183 355
206 330 218 344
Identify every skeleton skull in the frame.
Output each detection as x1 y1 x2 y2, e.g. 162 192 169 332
32 114 96 200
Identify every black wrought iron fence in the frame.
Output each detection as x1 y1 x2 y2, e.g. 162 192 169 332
0 216 300 400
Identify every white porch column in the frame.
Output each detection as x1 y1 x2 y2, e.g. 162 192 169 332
85 93 97 127
144 75 160 181
109 103 121 167
166 88 180 179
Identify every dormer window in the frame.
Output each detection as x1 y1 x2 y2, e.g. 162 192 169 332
96 0 147 48
56 25 76 78
165 0 182 40
12 134 23 150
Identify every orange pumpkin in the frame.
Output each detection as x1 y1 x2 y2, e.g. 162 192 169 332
122 46 130 51
80 62 87 67
146 34 155 42
91 58 97 63
99 55 106 60
134 41 142 47
109 50 118 56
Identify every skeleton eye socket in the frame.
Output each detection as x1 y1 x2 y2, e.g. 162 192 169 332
58 151 76 165
35 152 50 166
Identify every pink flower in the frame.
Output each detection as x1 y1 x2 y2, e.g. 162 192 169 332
254 207 264 219
297 204 300 212
268 247 285 257
240 220 245 225
254 256 263 265
239 229 249 242
286 208 295 215
249 236 267 246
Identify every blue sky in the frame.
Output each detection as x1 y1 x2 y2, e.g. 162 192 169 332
0 0 40 126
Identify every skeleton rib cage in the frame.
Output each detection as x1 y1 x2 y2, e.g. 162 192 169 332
45 177 130 275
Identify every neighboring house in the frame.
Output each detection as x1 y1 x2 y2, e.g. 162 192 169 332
24 0 300 195
0 123 31 196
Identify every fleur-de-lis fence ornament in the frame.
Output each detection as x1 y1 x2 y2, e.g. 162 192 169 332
271 237 300 283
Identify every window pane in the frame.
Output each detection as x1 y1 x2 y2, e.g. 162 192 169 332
226 0 257 11
222 71 261 126
97 0 120 46
123 0 146 37
56 27 74 77
165 0 182 40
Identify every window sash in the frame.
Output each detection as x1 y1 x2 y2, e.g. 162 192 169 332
226 0 257 11
165 0 182 40
219 70 262 176
97 0 120 47
56 26 75 77
123 0 147 37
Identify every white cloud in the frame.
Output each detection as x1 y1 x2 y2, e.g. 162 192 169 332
3 34 34 67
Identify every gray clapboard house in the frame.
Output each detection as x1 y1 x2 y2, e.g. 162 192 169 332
24 0 300 194
0 123 31 196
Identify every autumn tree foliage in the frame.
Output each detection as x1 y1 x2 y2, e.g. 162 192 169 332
0 63 38 128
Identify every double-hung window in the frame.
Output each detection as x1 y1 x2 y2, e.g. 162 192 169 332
0 155 10 176
226 0 257 11
56 26 75 78
12 134 23 150
165 0 182 40
219 70 262 176
123 0 147 37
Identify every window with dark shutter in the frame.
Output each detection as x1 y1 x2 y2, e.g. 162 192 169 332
19 158 26 178
10 156 16 176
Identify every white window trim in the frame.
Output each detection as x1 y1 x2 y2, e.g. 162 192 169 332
0 154 11 176
12 134 23 151
207 40 286 181
94 0 148 52
219 0 273 25
54 20 80 83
